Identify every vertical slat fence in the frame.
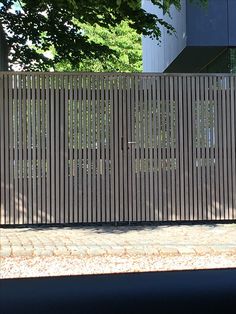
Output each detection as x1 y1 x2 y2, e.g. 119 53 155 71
0 73 235 225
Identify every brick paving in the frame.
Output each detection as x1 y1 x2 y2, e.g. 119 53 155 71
1 223 236 258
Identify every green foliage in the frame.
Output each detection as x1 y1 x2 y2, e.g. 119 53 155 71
0 0 207 71
55 20 142 72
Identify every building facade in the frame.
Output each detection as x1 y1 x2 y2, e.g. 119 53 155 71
142 0 236 73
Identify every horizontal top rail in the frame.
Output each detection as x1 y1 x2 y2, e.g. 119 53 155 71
1 71 236 77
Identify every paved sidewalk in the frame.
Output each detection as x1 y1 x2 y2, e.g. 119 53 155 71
0 223 236 258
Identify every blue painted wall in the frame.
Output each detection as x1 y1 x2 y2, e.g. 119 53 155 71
142 0 236 72
186 0 235 46
228 0 236 45
142 0 186 72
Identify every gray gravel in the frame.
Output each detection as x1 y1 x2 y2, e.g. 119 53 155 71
1 253 236 279
1 224 235 278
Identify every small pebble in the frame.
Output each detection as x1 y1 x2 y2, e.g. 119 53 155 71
1 254 235 279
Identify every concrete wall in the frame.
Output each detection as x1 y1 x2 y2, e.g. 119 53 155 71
142 0 186 72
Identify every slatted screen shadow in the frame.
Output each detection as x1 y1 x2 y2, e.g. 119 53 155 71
0 73 235 225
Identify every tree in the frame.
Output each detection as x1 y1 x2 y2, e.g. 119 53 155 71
0 0 207 71
55 20 142 72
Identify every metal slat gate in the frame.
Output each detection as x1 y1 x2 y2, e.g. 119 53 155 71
0 73 236 225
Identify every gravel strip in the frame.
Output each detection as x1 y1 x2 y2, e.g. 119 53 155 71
1 254 236 279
